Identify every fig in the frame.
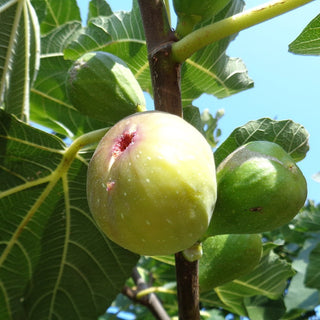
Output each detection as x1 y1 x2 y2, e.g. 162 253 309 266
206 141 307 236
87 111 217 256
66 51 146 124
173 0 232 37
199 234 262 292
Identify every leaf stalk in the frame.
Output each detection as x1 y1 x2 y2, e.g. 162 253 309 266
171 0 315 62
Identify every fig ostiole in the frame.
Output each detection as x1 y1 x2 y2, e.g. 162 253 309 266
66 51 146 124
87 111 217 256
199 234 262 292
206 141 307 236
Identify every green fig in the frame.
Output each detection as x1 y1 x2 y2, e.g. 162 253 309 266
173 0 232 37
199 234 262 292
66 51 146 124
206 141 307 236
87 111 217 256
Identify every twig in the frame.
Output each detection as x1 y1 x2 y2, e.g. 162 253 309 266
122 267 170 320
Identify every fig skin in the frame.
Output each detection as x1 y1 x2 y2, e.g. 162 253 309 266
206 141 307 236
87 111 217 256
66 51 146 124
199 234 262 292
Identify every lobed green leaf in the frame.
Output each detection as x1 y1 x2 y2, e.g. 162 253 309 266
244 296 286 320
0 0 40 121
0 110 139 319
87 0 113 23
289 14 320 55
201 246 294 317
32 0 81 35
214 118 310 166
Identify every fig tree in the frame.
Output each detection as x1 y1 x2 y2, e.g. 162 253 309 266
87 111 217 256
199 234 262 292
206 141 307 236
173 0 232 37
66 51 146 124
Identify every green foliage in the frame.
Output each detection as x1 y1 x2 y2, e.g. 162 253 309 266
0 0 39 121
214 118 310 166
0 110 139 318
289 13 320 55
0 0 319 319
201 245 295 317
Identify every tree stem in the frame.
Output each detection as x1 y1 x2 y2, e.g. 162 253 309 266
175 252 200 320
137 2 200 319
171 0 315 62
137 0 182 116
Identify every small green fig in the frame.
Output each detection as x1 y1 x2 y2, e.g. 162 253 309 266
206 141 307 236
173 0 232 37
87 111 217 256
199 234 262 292
66 51 146 124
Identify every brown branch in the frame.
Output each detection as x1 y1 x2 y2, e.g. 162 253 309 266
122 267 170 320
137 0 182 116
175 252 200 320
137 2 200 319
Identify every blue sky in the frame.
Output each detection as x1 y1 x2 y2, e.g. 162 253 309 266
77 0 320 203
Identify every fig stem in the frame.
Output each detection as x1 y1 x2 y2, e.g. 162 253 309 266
64 127 109 157
171 0 315 63
57 127 109 176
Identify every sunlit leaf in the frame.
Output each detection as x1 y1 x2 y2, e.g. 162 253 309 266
0 0 40 121
214 118 310 166
36 0 81 34
87 0 113 22
289 14 320 55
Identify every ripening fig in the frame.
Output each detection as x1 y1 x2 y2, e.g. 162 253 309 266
206 141 307 236
66 51 146 124
87 111 217 256
199 234 262 292
173 0 232 37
